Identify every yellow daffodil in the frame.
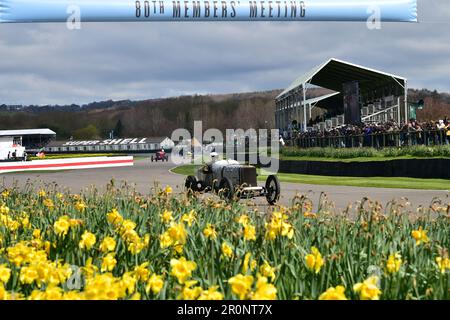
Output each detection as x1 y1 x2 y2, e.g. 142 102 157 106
251 276 277 300
121 219 137 231
160 210 173 224
106 208 123 225
19 266 39 285
353 276 382 300
265 211 294 240
79 231 96 250
170 257 197 284
177 280 203 300
221 242 233 259
242 253 257 274
319 285 348 300
101 253 117 272
435 256 450 274
164 186 173 195
43 198 54 210
243 224 256 241
386 253 402 274
32 229 41 239
54 216 70 236
236 214 250 226
0 265 11 284
100 237 116 253
259 260 276 281
133 263 150 282
228 274 254 300
203 224 217 240
411 227 429 245
181 210 196 226
146 274 164 295
305 247 324 274
198 286 224 300
160 222 187 251
75 201 87 212
84 273 124 300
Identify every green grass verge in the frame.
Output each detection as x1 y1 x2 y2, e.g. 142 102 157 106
171 165 450 190
272 173 450 190
170 165 200 176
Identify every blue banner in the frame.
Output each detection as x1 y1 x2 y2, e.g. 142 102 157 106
0 0 417 23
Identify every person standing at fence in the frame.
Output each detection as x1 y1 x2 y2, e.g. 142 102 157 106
445 120 450 145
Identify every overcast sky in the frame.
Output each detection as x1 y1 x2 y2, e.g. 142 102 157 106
0 0 450 105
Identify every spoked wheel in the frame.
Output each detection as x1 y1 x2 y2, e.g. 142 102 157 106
265 175 280 205
185 175 198 192
218 177 234 201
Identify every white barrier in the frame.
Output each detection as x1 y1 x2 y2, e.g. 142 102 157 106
0 156 134 174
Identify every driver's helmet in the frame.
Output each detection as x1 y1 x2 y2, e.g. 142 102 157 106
210 152 219 162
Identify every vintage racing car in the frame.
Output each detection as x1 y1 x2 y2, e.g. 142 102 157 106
184 155 280 204
151 150 169 162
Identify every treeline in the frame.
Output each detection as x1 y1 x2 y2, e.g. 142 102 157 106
0 90 281 139
0 88 449 140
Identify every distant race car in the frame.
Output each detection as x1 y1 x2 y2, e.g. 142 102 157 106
185 155 280 204
151 150 169 162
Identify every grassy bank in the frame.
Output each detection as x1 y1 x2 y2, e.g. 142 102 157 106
171 165 450 190
272 173 450 190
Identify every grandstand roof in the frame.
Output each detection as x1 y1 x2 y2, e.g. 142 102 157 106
0 128 56 137
276 58 407 100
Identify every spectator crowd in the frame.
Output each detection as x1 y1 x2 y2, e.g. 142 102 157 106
286 118 450 148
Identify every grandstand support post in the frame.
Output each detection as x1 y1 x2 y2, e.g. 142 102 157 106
295 92 300 127
397 97 401 124
302 84 307 132
404 80 408 124
275 101 278 129
308 103 312 123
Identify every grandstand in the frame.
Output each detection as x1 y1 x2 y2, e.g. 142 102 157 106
275 58 408 135
0 129 56 151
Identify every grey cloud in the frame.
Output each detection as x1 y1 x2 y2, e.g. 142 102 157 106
0 0 450 105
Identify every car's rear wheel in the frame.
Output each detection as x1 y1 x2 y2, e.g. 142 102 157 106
185 175 198 192
218 177 234 201
265 175 280 205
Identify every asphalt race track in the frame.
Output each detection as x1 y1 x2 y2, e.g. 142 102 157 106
1 157 449 212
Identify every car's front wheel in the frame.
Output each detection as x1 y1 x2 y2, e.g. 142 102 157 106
185 175 198 192
218 177 234 201
265 175 280 205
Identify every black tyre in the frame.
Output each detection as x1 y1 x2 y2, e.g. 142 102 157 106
265 175 280 205
185 175 198 192
218 177 234 201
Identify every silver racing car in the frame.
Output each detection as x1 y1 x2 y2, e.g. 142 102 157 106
184 154 280 205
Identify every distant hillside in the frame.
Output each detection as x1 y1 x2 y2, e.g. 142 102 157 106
0 88 449 139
